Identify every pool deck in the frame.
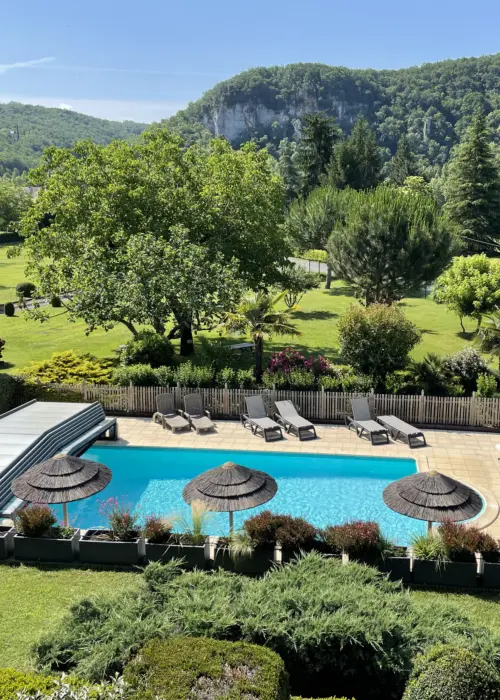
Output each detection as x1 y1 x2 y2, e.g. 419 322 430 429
105 418 500 537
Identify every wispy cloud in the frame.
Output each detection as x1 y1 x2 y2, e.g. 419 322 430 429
0 56 55 75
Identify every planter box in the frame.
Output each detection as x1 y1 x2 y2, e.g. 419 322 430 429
13 529 80 563
0 526 14 559
378 557 412 584
79 529 143 565
482 562 500 589
145 540 206 569
214 547 274 575
412 559 478 588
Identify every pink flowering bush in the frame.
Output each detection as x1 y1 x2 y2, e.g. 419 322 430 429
98 497 139 541
304 354 331 376
268 348 306 374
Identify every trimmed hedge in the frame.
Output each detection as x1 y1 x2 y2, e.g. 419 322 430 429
0 668 83 699
0 374 26 413
124 637 289 700
403 645 500 700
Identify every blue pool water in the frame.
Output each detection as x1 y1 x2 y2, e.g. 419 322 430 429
59 446 426 544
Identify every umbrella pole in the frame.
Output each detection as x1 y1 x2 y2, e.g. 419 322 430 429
427 520 433 534
229 511 234 535
62 503 69 527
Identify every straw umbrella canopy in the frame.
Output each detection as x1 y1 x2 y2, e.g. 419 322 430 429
182 461 277 533
383 470 482 532
12 453 112 526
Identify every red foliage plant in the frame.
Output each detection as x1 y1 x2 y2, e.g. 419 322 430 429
323 520 384 560
439 521 498 563
244 511 318 550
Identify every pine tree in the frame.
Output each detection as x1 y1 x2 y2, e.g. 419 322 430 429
444 112 500 252
296 112 341 195
277 138 300 202
327 117 381 190
389 135 418 185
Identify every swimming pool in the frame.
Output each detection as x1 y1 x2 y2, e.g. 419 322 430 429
59 445 426 544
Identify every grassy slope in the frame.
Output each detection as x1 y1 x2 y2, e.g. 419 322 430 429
0 565 499 673
0 566 139 669
0 246 480 373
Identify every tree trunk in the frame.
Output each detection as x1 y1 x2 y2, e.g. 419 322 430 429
325 264 332 290
460 316 466 334
254 336 264 382
120 320 139 337
180 323 194 356
152 319 166 335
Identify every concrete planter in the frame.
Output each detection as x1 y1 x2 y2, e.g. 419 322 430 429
13 529 80 563
378 557 412 584
79 529 144 565
482 562 500 589
145 540 206 569
412 559 478 588
214 546 275 575
0 526 15 559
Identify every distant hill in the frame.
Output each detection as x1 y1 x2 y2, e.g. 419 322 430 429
0 102 147 175
166 54 500 172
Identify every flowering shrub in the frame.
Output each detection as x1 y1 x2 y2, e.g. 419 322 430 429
304 354 331 376
268 348 306 374
15 505 57 538
142 515 174 544
323 521 390 561
244 511 318 550
98 498 139 542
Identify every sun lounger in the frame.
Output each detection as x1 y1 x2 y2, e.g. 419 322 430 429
346 398 389 445
153 393 191 434
183 394 215 434
241 395 283 442
376 415 426 448
274 400 317 441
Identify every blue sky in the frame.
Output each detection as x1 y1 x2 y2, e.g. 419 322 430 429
2 0 500 123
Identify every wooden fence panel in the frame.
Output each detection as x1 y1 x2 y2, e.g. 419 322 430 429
42 383 500 429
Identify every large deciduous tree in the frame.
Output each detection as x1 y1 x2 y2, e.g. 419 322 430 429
0 180 31 230
285 187 353 289
295 113 341 195
19 130 286 355
433 254 500 332
444 112 500 253
327 117 381 191
327 186 458 305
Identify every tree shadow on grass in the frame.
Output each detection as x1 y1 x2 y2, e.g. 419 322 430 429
292 310 338 321
324 285 354 297
456 330 477 341
419 329 438 336
0 361 15 370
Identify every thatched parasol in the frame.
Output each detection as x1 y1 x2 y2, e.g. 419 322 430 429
182 461 277 533
383 469 483 532
12 454 112 526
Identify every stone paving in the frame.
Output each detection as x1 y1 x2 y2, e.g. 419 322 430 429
108 417 500 536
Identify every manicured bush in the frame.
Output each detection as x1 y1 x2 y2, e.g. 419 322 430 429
15 505 57 538
244 511 317 550
142 515 174 544
124 637 289 700
403 644 500 700
120 331 175 369
322 521 391 562
477 372 498 398
288 368 315 389
175 361 213 387
21 350 114 385
4 301 14 317
112 364 158 387
16 281 36 298
50 295 62 308
338 304 421 387
444 347 492 395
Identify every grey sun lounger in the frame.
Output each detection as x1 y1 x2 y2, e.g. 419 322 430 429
346 398 389 445
274 400 317 441
241 395 283 442
182 393 215 434
376 415 426 448
153 393 191 434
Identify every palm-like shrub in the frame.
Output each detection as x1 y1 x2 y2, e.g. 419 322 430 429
477 311 500 372
410 353 463 396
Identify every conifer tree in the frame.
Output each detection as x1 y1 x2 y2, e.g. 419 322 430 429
296 112 341 195
327 117 381 190
389 134 418 185
277 138 300 202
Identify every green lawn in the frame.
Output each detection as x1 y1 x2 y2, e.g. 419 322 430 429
0 245 482 373
0 565 140 670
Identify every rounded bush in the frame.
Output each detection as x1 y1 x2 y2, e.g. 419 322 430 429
120 331 175 369
4 302 14 317
16 281 36 298
50 295 62 308
15 504 57 537
403 645 500 700
124 637 289 700
244 511 317 551
112 364 159 387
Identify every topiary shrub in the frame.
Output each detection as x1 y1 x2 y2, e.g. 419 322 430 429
124 637 289 700
403 644 500 700
16 281 36 298
20 351 114 385
4 301 14 317
0 668 84 700
112 364 158 387
50 295 62 308
120 331 175 369
243 511 318 551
